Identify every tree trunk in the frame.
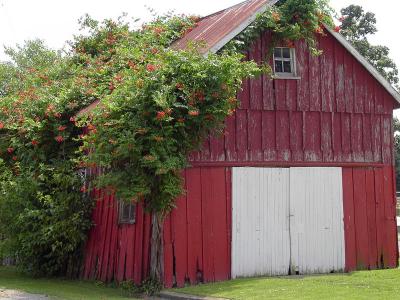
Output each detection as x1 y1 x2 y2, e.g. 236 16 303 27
150 211 164 283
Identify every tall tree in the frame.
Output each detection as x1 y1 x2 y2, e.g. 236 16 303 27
339 5 399 88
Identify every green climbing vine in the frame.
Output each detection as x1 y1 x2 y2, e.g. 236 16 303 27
0 0 333 281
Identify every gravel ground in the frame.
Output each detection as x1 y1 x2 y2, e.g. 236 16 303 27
0 289 49 300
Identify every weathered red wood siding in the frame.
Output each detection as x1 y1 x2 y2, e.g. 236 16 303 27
342 166 398 271
82 167 231 286
82 181 152 284
190 31 396 166
82 29 398 285
164 167 231 288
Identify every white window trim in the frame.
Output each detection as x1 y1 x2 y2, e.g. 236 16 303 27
273 47 299 79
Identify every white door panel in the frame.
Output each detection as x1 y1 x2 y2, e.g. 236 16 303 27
232 168 290 278
231 167 345 278
289 167 345 274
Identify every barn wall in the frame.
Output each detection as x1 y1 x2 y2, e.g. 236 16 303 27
190 31 395 166
164 167 231 288
342 166 398 271
82 167 231 287
82 185 152 284
82 29 399 285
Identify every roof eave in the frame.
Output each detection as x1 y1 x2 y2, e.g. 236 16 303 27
205 0 280 55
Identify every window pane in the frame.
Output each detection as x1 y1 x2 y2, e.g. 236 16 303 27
282 48 291 58
129 204 136 221
275 60 283 73
274 48 282 58
283 61 292 73
122 203 130 220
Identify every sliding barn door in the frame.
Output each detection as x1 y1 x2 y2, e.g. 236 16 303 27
289 167 345 274
231 167 345 278
231 168 290 278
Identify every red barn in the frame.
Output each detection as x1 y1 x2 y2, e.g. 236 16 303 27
81 0 399 287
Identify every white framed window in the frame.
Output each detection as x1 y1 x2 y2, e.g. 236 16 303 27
273 47 297 78
118 200 136 225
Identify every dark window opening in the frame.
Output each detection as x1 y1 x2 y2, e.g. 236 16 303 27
273 47 296 77
118 200 136 224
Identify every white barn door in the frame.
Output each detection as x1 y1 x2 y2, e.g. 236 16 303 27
231 167 345 278
289 167 345 274
232 168 290 278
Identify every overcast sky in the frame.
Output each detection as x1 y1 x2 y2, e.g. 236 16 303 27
1 0 399 115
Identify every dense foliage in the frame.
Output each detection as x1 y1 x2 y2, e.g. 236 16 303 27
0 0 334 280
338 5 399 88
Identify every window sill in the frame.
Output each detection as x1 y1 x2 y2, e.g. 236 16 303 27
272 75 301 80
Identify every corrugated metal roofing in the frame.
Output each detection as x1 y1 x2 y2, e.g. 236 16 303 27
172 0 278 54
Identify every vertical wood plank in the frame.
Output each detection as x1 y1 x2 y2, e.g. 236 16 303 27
124 221 136 280
342 168 357 271
209 133 225 161
375 82 384 114
334 42 345 112
372 115 382 162
275 80 287 111
374 168 385 268
344 52 354 113
364 75 374 113
262 111 277 161
106 197 119 281
365 169 377 269
97 190 110 278
382 115 392 164
353 168 369 269
133 204 144 284
100 194 114 281
383 166 398 267
171 174 188 287
353 61 365 113
296 39 310 111
304 112 322 161
225 168 232 280
211 168 229 281
320 34 335 112
116 225 128 281
236 110 248 161
186 168 203 284
309 41 321 112
321 112 333 162
248 110 262 161
276 111 291 161
351 114 364 162
290 111 303 161
383 91 394 114
163 215 174 287
249 39 263 110
142 212 151 280
332 113 342 162
225 115 237 161
261 32 274 110
363 114 373 162
286 80 297 111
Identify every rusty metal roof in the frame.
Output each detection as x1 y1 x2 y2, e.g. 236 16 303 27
172 0 279 54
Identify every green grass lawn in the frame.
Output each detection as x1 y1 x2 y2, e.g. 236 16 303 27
0 266 136 300
175 268 400 300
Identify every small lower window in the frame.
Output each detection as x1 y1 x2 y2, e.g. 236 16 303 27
118 200 136 224
273 47 296 77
